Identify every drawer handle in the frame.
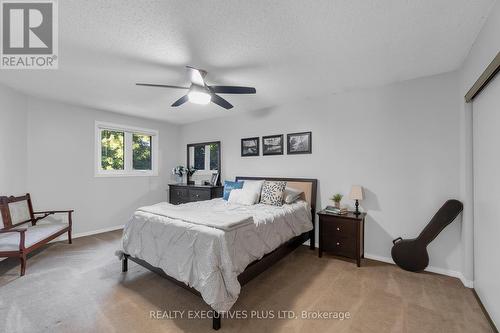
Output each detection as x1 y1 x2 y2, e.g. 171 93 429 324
336 227 340 231
196 194 199 197
336 242 340 246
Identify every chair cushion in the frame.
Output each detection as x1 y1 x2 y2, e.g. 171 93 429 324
8 200 31 224
0 222 68 252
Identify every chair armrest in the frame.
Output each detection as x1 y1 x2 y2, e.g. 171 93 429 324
0 228 27 251
0 228 27 233
32 210 73 226
33 210 74 214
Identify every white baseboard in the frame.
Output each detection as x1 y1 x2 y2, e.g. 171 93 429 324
364 253 474 288
304 240 473 288
54 224 124 242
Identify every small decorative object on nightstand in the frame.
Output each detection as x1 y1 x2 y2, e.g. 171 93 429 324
317 210 366 267
330 193 343 209
349 185 364 216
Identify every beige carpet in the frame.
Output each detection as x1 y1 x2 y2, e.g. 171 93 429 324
0 230 493 333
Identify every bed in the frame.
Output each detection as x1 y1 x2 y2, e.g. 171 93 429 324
118 176 317 330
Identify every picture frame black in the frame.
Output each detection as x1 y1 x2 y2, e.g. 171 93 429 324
262 134 284 156
209 172 219 185
241 137 260 157
287 131 312 154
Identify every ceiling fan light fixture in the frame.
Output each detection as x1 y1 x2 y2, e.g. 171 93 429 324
188 91 211 105
137 66 255 110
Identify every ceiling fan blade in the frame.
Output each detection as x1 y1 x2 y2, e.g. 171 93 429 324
136 83 189 89
210 86 256 94
171 95 189 107
186 66 206 86
211 94 233 109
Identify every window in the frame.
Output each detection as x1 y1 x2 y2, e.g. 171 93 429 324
132 134 152 170
101 130 124 170
194 146 205 170
209 143 218 170
95 122 158 176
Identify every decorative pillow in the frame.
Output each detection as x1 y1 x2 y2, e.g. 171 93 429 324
228 189 259 205
242 180 265 203
223 180 244 200
260 181 287 206
284 186 304 204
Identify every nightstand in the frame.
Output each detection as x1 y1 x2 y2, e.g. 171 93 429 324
317 210 366 267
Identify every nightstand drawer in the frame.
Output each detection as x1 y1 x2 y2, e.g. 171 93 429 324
323 236 356 257
189 189 211 202
321 218 356 238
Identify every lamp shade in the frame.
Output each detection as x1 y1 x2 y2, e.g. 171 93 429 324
349 185 364 200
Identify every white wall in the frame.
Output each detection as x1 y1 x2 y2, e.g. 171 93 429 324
179 71 463 276
0 85 28 195
26 97 180 235
460 0 500 326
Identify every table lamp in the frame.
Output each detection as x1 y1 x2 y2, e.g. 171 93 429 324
349 185 364 216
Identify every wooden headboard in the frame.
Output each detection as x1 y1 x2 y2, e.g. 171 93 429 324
234 176 318 217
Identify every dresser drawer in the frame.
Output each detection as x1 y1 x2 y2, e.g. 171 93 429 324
170 187 188 205
189 188 211 202
171 187 188 199
322 236 356 258
321 218 357 238
168 184 224 205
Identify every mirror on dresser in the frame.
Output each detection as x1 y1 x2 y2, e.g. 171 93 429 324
187 141 221 185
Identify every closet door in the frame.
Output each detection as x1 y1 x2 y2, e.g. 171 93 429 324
473 72 500 327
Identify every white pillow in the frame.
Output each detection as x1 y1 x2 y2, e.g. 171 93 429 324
284 186 303 204
242 180 265 203
228 189 259 206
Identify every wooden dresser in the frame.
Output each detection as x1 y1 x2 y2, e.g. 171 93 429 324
168 184 223 205
317 210 366 267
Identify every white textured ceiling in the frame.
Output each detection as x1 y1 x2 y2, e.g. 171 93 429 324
0 0 496 124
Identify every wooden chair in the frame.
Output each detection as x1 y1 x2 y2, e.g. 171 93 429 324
0 193 73 276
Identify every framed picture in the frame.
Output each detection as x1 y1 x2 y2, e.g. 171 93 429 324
287 131 312 154
241 137 259 157
262 134 284 155
209 172 219 185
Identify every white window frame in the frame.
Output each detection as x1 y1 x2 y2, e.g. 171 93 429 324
95 121 159 177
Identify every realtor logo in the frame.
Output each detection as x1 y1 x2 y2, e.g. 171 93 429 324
1 0 58 69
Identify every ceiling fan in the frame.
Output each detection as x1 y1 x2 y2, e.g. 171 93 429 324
136 66 256 110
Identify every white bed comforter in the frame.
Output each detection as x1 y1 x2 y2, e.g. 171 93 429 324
118 198 312 312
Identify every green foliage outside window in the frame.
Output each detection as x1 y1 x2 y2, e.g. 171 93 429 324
209 144 218 170
133 134 152 170
101 130 124 170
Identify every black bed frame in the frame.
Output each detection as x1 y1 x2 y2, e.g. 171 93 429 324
121 176 317 330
